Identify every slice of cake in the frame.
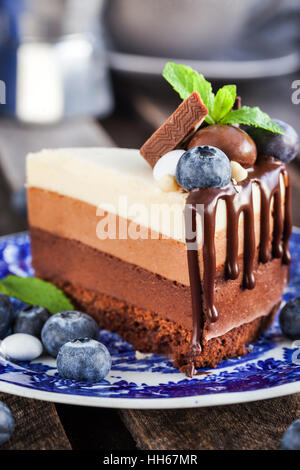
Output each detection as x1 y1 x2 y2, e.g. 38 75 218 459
26 63 298 375
26 147 290 374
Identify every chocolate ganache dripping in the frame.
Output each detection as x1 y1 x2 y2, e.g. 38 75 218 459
184 157 292 369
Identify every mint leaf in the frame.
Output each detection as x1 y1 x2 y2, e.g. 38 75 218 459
163 62 215 124
0 275 74 314
163 62 197 100
192 73 215 120
220 106 284 134
212 85 236 122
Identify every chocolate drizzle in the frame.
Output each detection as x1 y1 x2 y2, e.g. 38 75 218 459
184 157 292 370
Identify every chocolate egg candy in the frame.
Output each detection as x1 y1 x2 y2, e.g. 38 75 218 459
187 124 257 168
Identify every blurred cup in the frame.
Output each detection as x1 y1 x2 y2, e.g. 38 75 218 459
0 0 113 123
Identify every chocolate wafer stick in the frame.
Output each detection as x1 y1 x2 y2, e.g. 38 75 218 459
140 91 208 168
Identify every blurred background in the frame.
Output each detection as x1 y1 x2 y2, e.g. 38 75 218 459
0 0 300 237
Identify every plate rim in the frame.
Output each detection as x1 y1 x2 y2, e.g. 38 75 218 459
0 379 299 409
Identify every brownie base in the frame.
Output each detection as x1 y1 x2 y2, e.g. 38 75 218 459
45 277 279 371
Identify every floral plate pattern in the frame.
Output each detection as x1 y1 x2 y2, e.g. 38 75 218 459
0 231 299 409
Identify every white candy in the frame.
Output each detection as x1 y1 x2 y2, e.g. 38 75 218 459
1 333 43 361
153 150 185 182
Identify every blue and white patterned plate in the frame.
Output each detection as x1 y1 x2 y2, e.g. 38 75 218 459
0 231 299 409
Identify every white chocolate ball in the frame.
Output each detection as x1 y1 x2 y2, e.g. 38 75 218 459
1 333 43 361
153 150 185 182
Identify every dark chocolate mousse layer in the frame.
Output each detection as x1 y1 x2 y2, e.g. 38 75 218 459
30 227 288 342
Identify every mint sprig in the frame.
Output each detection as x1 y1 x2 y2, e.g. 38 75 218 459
162 62 284 134
0 275 74 314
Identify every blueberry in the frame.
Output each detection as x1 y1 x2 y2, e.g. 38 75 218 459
57 338 111 382
282 419 300 450
279 297 300 340
175 145 231 191
13 305 50 338
0 294 14 340
245 119 299 163
0 401 14 445
41 310 99 357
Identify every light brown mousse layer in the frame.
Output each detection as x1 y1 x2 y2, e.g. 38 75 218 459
30 227 288 341
28 187 266 287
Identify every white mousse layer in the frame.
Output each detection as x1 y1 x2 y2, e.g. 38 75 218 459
27 147 271 245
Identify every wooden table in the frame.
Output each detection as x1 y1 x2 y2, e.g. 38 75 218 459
0 79 299 450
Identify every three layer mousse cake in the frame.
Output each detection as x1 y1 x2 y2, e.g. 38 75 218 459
26 63 299 375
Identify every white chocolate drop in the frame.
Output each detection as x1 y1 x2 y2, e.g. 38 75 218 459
153 150 185 182
1 333 43 361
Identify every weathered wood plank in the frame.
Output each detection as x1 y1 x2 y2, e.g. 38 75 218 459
0 393 71 450
0 167 27 236
0 118 114 191
120 394 300 450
